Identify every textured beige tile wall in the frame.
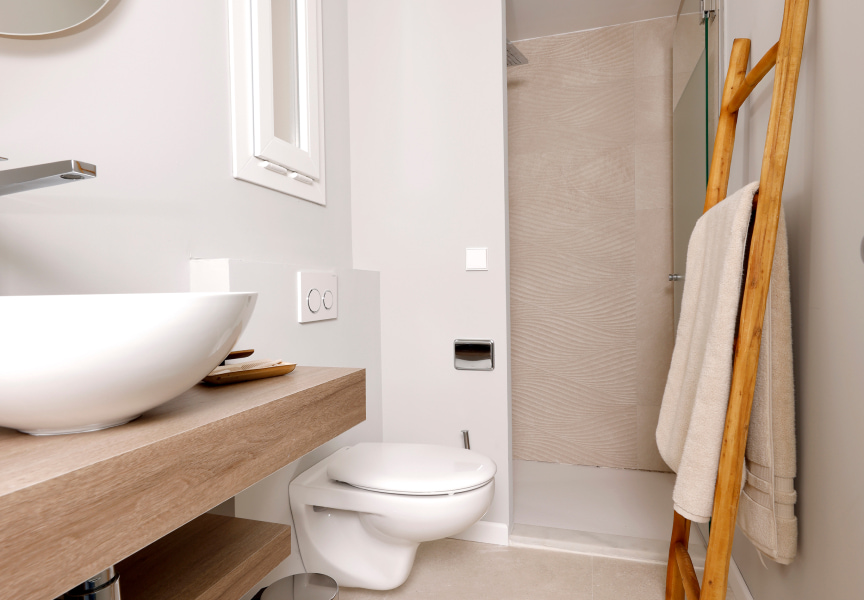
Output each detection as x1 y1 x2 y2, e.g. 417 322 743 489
673 12 705 109
508 18 675 471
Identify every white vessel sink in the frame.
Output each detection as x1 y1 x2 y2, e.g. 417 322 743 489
0 292 257 435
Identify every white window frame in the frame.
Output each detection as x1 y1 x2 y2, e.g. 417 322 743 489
229 0 325 205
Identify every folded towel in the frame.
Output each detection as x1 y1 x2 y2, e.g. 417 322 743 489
738 204 798 564
656 182 797 563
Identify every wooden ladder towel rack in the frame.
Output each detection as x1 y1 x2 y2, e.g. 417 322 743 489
665 1 809 599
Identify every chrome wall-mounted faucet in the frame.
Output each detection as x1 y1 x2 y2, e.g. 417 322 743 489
0 159 97 196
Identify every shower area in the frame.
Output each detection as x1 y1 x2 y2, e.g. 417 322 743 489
506 2 718 561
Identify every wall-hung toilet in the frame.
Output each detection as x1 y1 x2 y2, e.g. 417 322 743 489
289 442 497 590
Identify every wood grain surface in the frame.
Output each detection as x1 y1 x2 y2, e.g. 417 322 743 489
665 0 809 598
203 363 297 385
0 366 365 600
674 542 701 600
117 514 291 600
701 1 809 597
704 38 750 212
727 42 780 114
665 510 691 600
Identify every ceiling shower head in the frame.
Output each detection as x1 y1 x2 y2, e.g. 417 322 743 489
506 41 528 67
0 160 96 196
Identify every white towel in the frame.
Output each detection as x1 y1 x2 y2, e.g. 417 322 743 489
656 182 797 564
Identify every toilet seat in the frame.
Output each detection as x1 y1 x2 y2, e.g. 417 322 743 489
326 442 496 496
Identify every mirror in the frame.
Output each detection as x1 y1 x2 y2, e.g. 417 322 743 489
0 0 109 37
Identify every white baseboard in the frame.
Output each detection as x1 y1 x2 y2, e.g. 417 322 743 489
449 520 509 546
510 523 706 566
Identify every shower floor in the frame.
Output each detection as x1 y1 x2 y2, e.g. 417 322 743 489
511 460 706 565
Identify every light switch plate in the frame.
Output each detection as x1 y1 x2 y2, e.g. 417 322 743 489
466 247 488 271
298 272 338 323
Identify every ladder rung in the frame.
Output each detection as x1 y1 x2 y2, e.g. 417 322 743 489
674 543 701 600
728 41 780 113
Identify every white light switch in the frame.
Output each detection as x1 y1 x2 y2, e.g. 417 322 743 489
298 272 338 323
466 247 488 271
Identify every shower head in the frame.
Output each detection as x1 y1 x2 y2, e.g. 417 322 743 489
0 160 97 196
506 41 528 67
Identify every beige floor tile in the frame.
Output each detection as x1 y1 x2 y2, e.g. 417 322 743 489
340 539 593 600
593 556 738 600
592 556 669 600
339 539 738 600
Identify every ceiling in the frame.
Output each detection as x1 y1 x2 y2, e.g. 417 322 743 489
506 0 682 41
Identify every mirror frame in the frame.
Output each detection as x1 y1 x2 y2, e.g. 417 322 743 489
0 0 110 37
229 0 326 205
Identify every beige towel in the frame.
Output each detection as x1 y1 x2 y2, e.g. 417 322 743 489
656 182 797 564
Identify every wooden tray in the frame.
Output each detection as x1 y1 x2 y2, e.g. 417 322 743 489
203 363 297 385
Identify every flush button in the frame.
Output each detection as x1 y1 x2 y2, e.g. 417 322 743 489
307 288 322 313
298 272 338 323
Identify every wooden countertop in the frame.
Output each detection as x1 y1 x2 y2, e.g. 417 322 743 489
0 366 366 600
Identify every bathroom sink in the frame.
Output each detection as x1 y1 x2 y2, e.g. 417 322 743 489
0 292 257 435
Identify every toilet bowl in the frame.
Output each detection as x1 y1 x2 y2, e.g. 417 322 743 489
289 443 496 590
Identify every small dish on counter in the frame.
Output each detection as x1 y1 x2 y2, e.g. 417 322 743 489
203 359 297 385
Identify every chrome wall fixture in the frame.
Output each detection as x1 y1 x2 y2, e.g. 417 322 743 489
701 0 717 22
454 339 494 371
0 159 97 196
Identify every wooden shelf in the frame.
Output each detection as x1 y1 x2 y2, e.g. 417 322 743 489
0 366 365 600
117 514 291 600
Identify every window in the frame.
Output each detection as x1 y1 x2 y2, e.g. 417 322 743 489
229 0 325 204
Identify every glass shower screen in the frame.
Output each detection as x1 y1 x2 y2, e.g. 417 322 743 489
671 5 719 329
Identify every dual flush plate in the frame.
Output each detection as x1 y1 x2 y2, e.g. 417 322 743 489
298 272 337 323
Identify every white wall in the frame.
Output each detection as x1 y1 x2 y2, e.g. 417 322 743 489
347 0 512 540
0 0 354 296
0 0 385 589
717 1 864 597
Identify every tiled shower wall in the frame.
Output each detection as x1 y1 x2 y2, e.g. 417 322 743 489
508 18 675 471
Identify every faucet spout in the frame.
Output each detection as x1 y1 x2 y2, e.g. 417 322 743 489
0 160 96 196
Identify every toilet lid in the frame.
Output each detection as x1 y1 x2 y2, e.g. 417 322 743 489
327 443 497 495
